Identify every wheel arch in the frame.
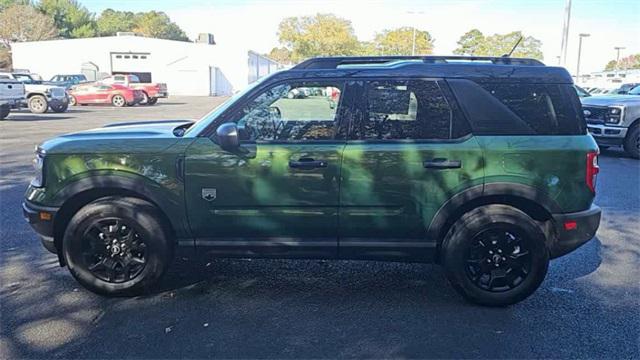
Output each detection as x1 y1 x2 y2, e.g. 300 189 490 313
52 175 185 264
428 183 559 262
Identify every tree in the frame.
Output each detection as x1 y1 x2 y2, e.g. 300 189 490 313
133 11 189 41
38 0 96 38
604 54 640 71
267 47 293 64
96 9 136 36
453 30 543 60
0 4 57 68
372 27 434 55
0 0 30 12
277 13 362 62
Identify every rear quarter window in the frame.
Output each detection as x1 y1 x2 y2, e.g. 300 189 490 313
448 79 585 135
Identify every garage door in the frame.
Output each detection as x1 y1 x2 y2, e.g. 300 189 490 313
111 52 151 74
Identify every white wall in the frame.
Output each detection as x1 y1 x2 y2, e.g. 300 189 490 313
11 36 272 96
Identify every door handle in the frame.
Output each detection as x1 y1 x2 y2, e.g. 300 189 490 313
289 158 328 169
423 158 462 169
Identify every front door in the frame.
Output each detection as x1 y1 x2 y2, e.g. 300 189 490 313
185 79 350 258
339 79 484 261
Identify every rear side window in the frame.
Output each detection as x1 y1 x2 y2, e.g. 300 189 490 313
478 83 583 135
448 79 585 135
353 80 455 140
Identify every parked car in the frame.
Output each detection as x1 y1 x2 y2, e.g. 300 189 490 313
581 94 640 158
68 83 145 107
100 74 167 105
47 74 88 89
607 83 640 95
23 56 601 306
627 85 640 96
0 72 68 113
0 78 25 119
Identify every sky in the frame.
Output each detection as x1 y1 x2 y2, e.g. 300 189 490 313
82 0 639 74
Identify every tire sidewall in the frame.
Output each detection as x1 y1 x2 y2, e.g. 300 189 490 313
442 205 549 306
624 125 640 159
111 94 126 107
62 198 171 295
28 95 48 114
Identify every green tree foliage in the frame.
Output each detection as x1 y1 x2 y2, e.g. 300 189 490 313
454 29 543 60
277 13 362 62
604 54 640 71
0 3 57 68
38 0 96 38
133 11 189 41
267 47 293 65
96 9 135 36
372 27 434 55
0 0 31 11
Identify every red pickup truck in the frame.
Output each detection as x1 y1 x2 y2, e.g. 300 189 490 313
101 75 168 105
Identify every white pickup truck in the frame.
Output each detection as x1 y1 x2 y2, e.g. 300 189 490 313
0 72 68 113
0 77 25 120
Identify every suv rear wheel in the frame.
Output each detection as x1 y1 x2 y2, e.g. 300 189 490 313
442 204 549 306
623 124 639 159
0 105 9 120
62 197 173 296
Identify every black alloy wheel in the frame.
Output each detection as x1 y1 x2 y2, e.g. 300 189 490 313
80 218 147 283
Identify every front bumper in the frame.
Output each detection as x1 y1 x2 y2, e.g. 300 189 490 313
549 205 601 258
587 123 628 146
22 200 59 254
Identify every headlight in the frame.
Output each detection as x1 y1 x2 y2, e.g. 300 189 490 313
31 146 45 187
605 106 624 124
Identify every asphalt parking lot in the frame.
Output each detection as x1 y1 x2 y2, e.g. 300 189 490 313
1 97 638 359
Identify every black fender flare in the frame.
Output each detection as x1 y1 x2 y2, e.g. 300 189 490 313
426 182 561 244
53 173 190 239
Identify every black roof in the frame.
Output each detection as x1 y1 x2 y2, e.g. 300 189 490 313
279 56 573 84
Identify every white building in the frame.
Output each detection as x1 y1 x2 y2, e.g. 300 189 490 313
576 69 640 90
11 33 282 96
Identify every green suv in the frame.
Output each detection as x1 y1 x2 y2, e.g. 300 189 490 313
24 56 601 306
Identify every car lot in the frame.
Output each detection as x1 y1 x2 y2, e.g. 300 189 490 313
1 97 638 358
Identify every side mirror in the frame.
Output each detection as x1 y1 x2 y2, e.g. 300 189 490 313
216 123 239 150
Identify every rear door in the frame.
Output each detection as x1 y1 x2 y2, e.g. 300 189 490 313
185 79 354 258
339 78 484 261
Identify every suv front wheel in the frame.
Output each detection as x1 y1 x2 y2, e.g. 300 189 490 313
442 204 549 306
62 197 173 296
623 124 639 159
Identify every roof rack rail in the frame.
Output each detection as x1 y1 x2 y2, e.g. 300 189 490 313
293 56 545 69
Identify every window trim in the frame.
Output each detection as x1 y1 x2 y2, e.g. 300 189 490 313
350 77 464 143
206 78 353 144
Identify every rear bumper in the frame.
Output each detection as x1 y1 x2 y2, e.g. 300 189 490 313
549 205 601 258
22 201 59 254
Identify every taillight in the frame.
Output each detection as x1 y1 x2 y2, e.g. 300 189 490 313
586 151 599 193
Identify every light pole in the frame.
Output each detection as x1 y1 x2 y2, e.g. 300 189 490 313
407 11 424 56
576 33 590 81
614 46 625 70
559 0 572 66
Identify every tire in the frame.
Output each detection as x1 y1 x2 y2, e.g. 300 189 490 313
111 94 126 107
50 102 68 113
442 204 549 306
68 95 77 106
140 92 150 105
623 124 640 159
28 95 48 114
0 105 9 120
147 97 158 105
62 197 173 296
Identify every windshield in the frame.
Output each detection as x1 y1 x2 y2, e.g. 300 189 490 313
185 72 279 136
628 86 640 95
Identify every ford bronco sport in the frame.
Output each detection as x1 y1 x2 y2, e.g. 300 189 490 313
23 56 601 306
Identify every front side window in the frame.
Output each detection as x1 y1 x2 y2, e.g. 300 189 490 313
355 80 452 140
236 81 343 141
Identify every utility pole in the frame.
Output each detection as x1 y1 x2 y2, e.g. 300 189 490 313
576 33 590 82
407 11 424 56
614 46 625 70
559 0 572 66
